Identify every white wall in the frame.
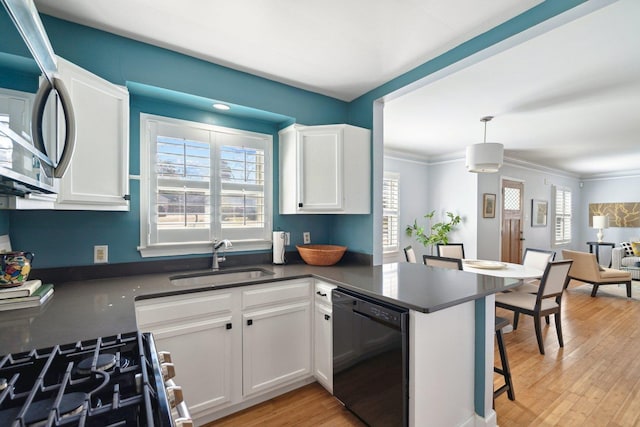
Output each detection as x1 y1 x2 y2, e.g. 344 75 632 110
580 175 640 245
427 160 478 259
384 156 636 265
384 156 430 263
477 162 581 261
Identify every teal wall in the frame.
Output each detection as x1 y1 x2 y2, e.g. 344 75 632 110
3 0 590 267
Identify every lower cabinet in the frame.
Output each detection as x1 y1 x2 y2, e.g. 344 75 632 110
313 280 336 394
151 315 234 415
135 278 315 424
243 301 311 396
314 302 332 392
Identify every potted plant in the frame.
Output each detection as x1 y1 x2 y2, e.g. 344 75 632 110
406 211 462 255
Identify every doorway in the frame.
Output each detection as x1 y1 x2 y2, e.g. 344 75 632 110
501 179 524 263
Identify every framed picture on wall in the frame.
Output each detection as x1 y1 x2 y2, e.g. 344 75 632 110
483 193 496 218
531 199 548 227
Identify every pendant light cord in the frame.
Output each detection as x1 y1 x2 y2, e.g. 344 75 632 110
480 115 493 144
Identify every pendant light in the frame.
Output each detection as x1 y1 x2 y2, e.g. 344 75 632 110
465 116 504 173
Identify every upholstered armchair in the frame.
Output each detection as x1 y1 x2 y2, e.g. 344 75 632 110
562 249 632 297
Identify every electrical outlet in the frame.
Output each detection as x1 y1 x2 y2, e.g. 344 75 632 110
303 232 311 244
94 245 108 264
284 232 290 246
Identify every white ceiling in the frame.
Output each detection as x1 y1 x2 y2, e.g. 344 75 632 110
33 0 540 102
32 0 639 178
384 0 640 178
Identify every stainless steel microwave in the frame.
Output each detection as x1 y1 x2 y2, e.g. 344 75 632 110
0 0 76 196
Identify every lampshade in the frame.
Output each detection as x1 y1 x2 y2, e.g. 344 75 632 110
466 116 504 173
592 215 609 243
592 215 609 229
465 143 504 173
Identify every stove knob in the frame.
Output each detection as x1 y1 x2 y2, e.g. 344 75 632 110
161 362 176 380
174 418 194 427
158 351 172 364
166 385 184 408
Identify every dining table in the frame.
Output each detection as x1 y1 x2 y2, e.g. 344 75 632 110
462 259 544 279
461 259 545 334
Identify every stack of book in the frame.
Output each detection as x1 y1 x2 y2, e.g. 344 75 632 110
0 280 54 311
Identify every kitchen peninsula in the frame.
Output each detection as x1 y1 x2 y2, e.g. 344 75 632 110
0 262 518 426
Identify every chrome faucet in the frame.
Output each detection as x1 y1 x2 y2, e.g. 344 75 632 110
212 239 232 270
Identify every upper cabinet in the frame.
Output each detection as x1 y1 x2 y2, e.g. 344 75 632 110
279 124 370 214
53 57 130 211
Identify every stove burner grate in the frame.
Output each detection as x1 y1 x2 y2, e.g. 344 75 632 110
0 331 172 427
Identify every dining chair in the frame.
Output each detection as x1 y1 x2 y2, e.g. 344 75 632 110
423 255 462 270
494 316 515 402
436 243 465 259
512 248 556 293
404 246 417 263
494 260 573 355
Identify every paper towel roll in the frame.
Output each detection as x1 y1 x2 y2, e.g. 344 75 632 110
273 231 285 264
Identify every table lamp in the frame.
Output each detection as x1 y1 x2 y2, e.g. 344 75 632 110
592 215 609 243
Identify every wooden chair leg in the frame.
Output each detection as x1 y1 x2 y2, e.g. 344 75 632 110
554 311 564 348
591 284 599 297
534 316 545 355
513 312 520 329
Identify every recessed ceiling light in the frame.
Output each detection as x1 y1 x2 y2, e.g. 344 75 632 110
213 103 230 111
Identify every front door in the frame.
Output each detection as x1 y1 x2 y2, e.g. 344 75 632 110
501 180 524 263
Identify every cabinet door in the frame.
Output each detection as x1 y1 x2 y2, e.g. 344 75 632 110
242 301 311 396
314 302 333 393
149 316 235 418
55 57 129 210
297 126 343 211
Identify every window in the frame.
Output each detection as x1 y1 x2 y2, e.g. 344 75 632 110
553 186 572 245
140 114 272 257
382 172 400 253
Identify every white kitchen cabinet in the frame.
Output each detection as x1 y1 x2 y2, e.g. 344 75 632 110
313 280 336 393
279 123 370 214
54 57 129 211
135 278 314 425
241 279 312 396
135 291 238 419
242 301 311 396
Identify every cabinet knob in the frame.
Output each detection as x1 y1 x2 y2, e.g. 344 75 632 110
247 319 253 326
161 362 176 381
158 351 172 364
298 202 303 208
226 323 232 330
166 385 184 408
174 418 194 427
316 291 327 297
324 314 331 321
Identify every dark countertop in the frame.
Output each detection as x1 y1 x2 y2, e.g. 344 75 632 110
0 262 520 355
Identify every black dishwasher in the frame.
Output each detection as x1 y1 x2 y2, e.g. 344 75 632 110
332 288 409 427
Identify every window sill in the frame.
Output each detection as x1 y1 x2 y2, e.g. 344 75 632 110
138 240 272 258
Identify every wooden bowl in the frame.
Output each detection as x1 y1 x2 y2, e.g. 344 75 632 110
296 244 347 266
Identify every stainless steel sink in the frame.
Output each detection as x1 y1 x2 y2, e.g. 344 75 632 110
170 268 275 287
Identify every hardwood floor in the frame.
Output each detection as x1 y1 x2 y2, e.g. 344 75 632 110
206 383 364 426
206 280 640 427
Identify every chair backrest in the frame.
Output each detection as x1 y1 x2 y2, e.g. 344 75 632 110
423 255 463 270
523 248 556 270
437 243 465 259
404 246 417 263
538 260 573 299
561 249 601 281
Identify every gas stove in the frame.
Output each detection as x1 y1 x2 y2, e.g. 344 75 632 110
0 331 190 426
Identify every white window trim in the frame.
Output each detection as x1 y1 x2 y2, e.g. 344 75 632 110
552 185 572 247
382 172 400 256
138 113 273 258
